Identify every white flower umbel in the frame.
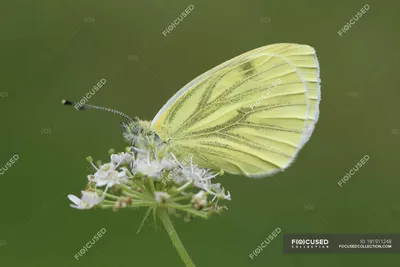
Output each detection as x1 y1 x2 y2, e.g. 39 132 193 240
67 124 232 267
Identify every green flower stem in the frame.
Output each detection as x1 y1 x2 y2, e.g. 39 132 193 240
177 181 193 192
118 184 152 200
99 204 114 209
184 209 208 219
168 195 192 203
121 190 148 200
146 178 156 196
94 189 120 201
158 208 195 267
162 204 209 219
128 202 157 208
102 200 116 205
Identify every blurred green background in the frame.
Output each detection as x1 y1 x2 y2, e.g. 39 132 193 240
0 0 399 266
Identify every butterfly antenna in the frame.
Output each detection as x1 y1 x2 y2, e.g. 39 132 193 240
61 99 133 121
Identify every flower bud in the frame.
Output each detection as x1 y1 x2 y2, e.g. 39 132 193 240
191 190 208 210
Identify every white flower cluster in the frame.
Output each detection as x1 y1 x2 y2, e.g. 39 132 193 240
68 147 231 210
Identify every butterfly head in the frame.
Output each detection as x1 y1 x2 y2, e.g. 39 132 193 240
120 119 153 145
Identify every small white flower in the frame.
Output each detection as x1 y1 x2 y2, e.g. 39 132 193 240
136 160 163 179
94 162 115 178
207 183 231 201
68 191 104 210
155 191 170 203
94 163 128 190
172 172 188 185
159 158 178 170
180 164 231 201
169 155 232 201
111 152 134 166
181 165 205 181
133 152 164 180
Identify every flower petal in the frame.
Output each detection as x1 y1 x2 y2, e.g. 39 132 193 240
67 194 81 205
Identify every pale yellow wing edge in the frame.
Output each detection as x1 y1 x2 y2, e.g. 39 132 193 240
249 46 321 178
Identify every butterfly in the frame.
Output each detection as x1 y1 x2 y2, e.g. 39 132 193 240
64 43 321 178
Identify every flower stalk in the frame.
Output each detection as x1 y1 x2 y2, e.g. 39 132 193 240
158 208 195 267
